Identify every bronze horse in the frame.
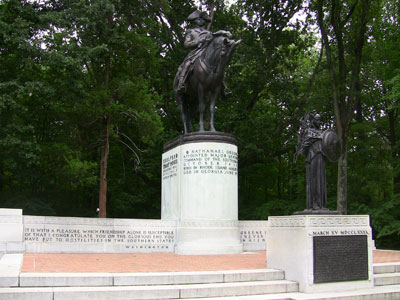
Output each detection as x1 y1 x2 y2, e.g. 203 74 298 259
174 32 241 133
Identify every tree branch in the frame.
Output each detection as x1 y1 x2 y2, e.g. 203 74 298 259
331 0 347 102
345 0 370 133
343 0 359 25
206 0 215 31
316 0 343 139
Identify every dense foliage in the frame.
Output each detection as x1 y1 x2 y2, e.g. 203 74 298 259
0 0 399 249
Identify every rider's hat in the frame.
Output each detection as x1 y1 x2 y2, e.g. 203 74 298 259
187 10 211 22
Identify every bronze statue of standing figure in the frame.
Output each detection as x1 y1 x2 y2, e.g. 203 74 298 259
294 112 341 215
174 9 241 133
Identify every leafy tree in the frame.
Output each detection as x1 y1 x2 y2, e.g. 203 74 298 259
311 0 378 214
0 0 164 217
0 0 48 210
41 0 164 217
352 0 400 248
366 0 400 195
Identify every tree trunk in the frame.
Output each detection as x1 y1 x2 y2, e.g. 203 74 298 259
98 47 112 218
388 110 400 194
98 115 110 218
393 152 400 195
337 146 348 215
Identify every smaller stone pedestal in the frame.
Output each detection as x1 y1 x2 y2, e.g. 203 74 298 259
161 132 242 254
0 209 25 253
267 215 373 293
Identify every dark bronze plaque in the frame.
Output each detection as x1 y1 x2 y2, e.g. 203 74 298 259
313 235 368 283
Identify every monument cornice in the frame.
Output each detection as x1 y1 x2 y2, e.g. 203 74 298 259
163 131 237 152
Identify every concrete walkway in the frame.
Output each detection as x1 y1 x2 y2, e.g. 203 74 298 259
20 250 400 273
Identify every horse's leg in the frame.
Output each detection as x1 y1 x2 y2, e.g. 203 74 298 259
176 95 188 134
187 111 193 132
184 101 192 133
209 87 220 132
187 97 195 132
198 86 205 132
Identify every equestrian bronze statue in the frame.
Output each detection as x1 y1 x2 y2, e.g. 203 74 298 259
174 10 241 133
294 112 341 215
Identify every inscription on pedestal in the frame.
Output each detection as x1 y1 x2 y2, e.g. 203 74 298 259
313 235 368 283
240 229 266 244
182 148 237 176
162 153 179 180
24 226 175 251
162 148 238 179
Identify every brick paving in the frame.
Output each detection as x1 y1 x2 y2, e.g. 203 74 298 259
20 250 400 273
373 250 400 263
21 251 265 273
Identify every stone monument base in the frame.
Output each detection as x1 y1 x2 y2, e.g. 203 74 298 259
267 215 374 293
161 132 243 255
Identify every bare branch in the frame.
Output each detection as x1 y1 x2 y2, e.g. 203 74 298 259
118 139 141 166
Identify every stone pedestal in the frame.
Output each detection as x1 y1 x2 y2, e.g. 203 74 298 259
161 132 242 254
0 209 25 253
267 215 374 293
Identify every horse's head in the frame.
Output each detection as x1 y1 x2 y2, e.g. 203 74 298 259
204 31 241 67
221 37 241 58
212 30 241 57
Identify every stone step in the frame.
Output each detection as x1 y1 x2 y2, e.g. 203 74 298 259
0 254 23 287
373 262 400 287
170 284 400 299
374 272 400 286
0 280 298 300
374 262 400 274
19 269 284 287
2 283 400 300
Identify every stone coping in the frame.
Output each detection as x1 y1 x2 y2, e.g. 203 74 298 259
23 216 176 226
0 209 22 216
163 132 237 152
268 215 370 227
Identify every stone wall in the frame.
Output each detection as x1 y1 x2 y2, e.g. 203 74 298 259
0 209 268 253
23 216 176 253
